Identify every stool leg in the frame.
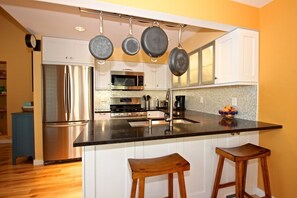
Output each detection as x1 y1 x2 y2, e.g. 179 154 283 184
235 161 244 198
138 178 145 198
211 156 225 198
177 171 187 198
242 161 248 193
131 179 137 198
168 173 173 198
261 157 272 198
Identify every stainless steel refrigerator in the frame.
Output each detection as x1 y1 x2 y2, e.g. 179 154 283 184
42 64 93 163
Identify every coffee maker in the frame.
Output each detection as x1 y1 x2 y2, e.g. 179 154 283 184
174 95 186 110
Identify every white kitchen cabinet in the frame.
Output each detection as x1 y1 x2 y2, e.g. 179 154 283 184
110 61 143 72
144 63 168 90
94 61 111 90
42 37 94 65
215 28 259 84
94 112 110 120
82 132 259 198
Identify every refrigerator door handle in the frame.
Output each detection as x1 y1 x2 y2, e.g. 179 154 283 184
45 121 88 128
64 67 68 119
67 65 72 115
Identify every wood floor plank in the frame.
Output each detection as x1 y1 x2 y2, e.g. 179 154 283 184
0 143 82 197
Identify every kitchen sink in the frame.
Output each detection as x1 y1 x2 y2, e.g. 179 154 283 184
128 118 198 127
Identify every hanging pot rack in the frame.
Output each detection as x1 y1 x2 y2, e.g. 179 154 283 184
79 7 186 29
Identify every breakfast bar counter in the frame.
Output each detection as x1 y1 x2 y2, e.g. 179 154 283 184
74 111 282 147
74 111 282 198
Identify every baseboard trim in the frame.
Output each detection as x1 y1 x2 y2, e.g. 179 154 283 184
255 187 276 198
33 160 44 166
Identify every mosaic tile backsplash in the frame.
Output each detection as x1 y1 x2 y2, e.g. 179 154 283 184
94 85 257 121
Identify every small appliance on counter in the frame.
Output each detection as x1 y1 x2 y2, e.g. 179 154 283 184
156 99 168 109
174 95 186 110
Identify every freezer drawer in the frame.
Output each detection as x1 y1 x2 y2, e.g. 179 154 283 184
43 122 86 163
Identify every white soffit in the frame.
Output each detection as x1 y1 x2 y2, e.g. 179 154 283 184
232 0 273 8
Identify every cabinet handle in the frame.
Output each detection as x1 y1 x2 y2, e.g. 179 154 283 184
214 77 218 80
123 68 132 71
65 56 68 59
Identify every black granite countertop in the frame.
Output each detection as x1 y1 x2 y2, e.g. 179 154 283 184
74 111 282 147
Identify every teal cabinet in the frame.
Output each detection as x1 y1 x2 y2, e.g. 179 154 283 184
12 112 34 165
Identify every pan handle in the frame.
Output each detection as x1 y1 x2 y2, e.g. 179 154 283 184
99 11 103 35
178 25 185 49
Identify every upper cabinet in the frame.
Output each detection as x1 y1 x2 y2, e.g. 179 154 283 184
144 63 168 90
215 29 259 84
42 37 94 66
173 28 258 88
110 61 143 72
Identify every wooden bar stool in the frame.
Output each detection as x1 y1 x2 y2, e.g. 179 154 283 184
211 143 271 198
128 153 190 198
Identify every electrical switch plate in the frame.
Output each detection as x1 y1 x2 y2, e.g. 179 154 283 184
232 97 237 106
200 96 204 103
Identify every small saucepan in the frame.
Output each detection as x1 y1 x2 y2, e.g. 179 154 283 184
122 18 140 56
168 25 189 76
89 12 113 63
141 22 168 60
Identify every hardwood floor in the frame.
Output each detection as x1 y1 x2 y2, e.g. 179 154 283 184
0 143 82 198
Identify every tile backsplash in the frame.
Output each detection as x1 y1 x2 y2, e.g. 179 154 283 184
94 85 257 121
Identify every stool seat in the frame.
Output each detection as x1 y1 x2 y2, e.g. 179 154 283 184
128 153 190 198
216 143 271 162
212 143 272 198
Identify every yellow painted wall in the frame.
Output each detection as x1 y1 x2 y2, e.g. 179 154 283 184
99 0 259 30
259 0 297 197
0 7 32 137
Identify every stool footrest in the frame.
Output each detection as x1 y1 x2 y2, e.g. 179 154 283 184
219 181 235 188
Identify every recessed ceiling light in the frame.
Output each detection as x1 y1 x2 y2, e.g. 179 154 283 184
75 26 86 32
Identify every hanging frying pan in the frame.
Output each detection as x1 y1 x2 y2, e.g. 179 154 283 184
168 25 189 76
89 12 113 62
122 18 140 56
141 22 168 59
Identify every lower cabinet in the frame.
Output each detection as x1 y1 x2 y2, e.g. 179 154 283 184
12 112 34 165
82 132 259 198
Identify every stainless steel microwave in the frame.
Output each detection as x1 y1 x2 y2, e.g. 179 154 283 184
111 71 144 90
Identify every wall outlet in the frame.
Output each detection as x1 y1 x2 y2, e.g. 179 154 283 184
200 96 204 103
231 97 237 106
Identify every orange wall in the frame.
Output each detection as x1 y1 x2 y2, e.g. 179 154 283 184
259 0 297 197
99 0 259 30
0 7 32 137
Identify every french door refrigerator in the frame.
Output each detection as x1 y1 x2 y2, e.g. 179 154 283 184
43 64 93 163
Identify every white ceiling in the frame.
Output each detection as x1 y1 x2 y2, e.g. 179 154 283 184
0 0 207 51
232 0 273 8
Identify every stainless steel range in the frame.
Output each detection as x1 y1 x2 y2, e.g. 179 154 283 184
110 97 147 119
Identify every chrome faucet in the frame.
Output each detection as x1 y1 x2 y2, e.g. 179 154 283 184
165 89 173 129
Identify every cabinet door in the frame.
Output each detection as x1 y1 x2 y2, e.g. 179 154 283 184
95 61 111 90
189 51 199 86
144 63 168 90
12 113 34 164
201 42 215 85
43 37 94 65
180 71 188 87
72 40 94 65
215 29 258 84
143 63 155 89
43 37 68 63
155 64 167 90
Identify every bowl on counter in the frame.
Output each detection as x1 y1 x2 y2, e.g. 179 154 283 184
218 105 238 119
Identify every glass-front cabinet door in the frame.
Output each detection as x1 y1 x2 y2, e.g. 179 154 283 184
201 41 215 84
189 51 199 86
